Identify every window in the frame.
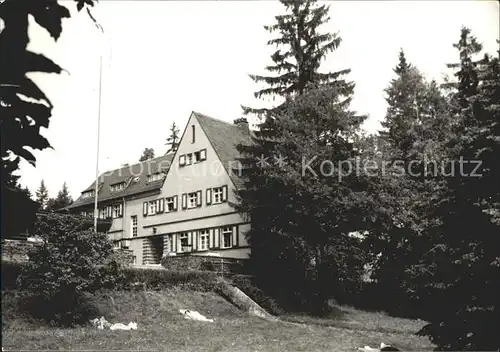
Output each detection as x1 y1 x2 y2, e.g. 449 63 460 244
200 149 207 161
186 153 193 165
221 227 232 248
179 233 189 252
165 196 177 212
110 182 125 192
192 125 195 143
147 172 165 183
207 185 227 205
212 187 223 204
131 215 138 237
187 191 200 209
82 190 95 199
194 151 201 162
99 208 106 219
199 230 209 250
113 241 120 249
149 201 157 215
179 154 186 166
113 203 123 218
133 256 137 265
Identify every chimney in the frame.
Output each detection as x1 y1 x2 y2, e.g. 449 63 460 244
233 117 249 132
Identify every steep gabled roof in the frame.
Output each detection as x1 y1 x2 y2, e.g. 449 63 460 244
194 112 253 189
68 153 174 209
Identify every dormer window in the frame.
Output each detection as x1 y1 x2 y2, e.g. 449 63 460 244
110 182 125 192
147 172 165 183
82 190 95 199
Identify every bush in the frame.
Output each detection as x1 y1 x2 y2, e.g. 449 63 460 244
1 261 23 290
17 213 122 326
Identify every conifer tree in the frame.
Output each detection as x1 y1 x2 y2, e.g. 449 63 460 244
46 182 73 211
412 28 500 350
379 49 427 162
35 179 49 210
165 122 180 154
238 86 370 314
242 0 352 122
1 158 38 239
369 50 452 317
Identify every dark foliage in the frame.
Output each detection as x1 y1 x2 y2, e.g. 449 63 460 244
35 179 49 210
165 122 180 154
17 213 121 326
139 147 155 162
45 182 73 211
0 0 97 243
1 159 38 240
410 28 500 351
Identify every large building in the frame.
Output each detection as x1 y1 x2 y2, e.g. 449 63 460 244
67 112 253 265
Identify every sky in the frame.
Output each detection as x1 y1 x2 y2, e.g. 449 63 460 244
16 0 500 199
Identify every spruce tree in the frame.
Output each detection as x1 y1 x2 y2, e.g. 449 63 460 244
413 28 500 350
46 182 73 211
380 49 427 162
237 0 370 314
370 50 452 317
165 122 180 154
242 0 352 121
238 86 370 314
35 179 49 210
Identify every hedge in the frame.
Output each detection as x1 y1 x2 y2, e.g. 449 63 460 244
1 261 220 292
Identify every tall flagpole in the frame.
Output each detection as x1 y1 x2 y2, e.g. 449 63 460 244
94 54 103 233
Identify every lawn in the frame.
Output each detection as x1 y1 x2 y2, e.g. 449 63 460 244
2 289 434 351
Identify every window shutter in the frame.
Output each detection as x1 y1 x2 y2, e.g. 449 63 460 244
214 228 220 249
209 229 213 249
232 227 237 248
222 185 228 202
173 195 178 211
107 206 112 218
192 231 197 251
206 189 212 205
179 154 186 166
182 193 187 209
143 202 148 216
196 190 202 207
119 203 123 217
200 149 207 161
159 198 164 213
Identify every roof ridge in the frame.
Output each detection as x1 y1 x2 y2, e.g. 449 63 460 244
99 154 172 178
193 111 239 128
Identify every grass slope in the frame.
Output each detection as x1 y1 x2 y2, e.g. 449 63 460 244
2 289 434 351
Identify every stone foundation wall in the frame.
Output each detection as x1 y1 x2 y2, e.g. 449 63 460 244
161 254 247 274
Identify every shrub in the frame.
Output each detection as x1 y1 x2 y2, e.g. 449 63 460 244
1 261 23 290
17 213 122 326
